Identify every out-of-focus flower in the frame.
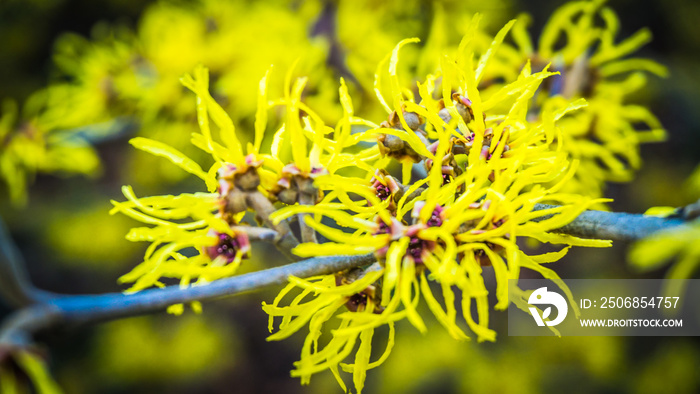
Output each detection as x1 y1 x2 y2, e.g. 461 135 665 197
0 0 522 205
473 0 666 204
29 0 338 190
629 221 700 294
629 210 700 300
90 315 237 384
38 27 136 131
629 165 700 298
0 98 100 205
336 0 513 101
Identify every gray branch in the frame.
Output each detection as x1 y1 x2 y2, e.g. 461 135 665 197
1 253 376 346
534 204 687 242
0 204 692 349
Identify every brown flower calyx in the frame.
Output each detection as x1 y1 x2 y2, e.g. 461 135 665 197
407 236 432 266
377 106 428 163
425 140 464 191
373 215 435 268
272 163 327 205
406 202 444 266
405 223 435 267
411 201 445 228
438 93 475 125
382 106 425 132
218 154 264 221
450 126 511 162
377 133 423 163
335 266 384 313
479 127 511 161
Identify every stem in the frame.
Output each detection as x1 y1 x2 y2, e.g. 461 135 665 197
299 193 318 244
0 218 51 308
560 53 590 99
232 226 278 242
0 253 376 342
534 204 687 241
245 191 300 259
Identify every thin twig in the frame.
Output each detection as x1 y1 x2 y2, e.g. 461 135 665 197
245 191 300 259
232 226 277 242
561 53 590 99
0 218 51 308
298 193 318 244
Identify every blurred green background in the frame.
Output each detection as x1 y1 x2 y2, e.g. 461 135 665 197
1 0 699 393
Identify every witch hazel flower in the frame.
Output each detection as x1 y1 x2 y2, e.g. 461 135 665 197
112 64 291 293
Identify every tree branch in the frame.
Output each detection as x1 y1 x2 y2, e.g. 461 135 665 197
1 253 376 345
533 204 688 241
0 205 691 349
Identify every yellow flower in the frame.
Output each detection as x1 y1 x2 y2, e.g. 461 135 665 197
336 0 513 102
112 65 278 293
38 29 136 131
266 131 609 390
113 60 382 293
263 265 394 393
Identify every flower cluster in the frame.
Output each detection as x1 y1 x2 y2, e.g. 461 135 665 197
0 0 692 393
